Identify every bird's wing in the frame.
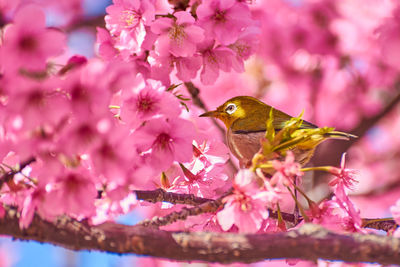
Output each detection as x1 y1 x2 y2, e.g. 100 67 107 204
232 108 318 134
270 108 318 130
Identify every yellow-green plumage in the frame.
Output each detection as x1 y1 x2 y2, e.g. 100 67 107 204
200 96 356 167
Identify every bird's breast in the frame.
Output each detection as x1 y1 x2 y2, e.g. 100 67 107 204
226 128 265 165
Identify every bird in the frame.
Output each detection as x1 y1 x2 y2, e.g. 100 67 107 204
200 96 356 168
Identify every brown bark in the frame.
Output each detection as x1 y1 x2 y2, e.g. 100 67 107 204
135 188 213 205
1 205 400 265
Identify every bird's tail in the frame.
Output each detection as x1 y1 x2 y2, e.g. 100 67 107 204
324 131 358 140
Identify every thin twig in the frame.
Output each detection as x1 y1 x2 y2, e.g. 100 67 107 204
0 157 36 190
139 188 232 227
362 218 397 232
134 188 213 205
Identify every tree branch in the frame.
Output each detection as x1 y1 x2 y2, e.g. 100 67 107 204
134 188 213 205
134 188 397 231
0 158 396 232
1 205 400 265
138 189 231 227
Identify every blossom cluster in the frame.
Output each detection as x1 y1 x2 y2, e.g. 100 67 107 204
97 0 259 86
1 3 400 266
214 151 361 234
0 3 236 227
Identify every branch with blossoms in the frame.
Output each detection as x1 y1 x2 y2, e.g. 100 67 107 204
134 187 396 232
0 205 400 265
3 0 400 266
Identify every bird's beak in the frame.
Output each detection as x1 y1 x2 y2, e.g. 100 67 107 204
199 110 219 117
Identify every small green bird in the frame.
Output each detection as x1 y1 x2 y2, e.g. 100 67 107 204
200 96 355 167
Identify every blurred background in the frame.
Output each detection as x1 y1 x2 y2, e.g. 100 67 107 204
2 0 400 266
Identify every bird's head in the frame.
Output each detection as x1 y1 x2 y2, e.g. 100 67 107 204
199 96 268 129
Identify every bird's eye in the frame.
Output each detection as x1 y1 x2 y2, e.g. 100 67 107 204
225 103 237 115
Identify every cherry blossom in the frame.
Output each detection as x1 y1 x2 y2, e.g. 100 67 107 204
151 11 204 57
89 124 138 184
332 183 363 232
196 0 253 45
105 0 155 54
133 117 196 172
198 39 239 85
1 1 400 264
41 168 97 219
120 81 181 128
96 27 119 60
217 170 272 233
328 153 359 189
270 151 304 188
4 77 68 131
0 4 65 72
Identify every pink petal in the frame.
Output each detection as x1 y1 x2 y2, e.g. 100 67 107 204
185 25 205 43
219 0 236 10
217 202 236 231
151 17 172 34
175 55 202 81
201 58 219 85
175 11 195 25
14 5 46 31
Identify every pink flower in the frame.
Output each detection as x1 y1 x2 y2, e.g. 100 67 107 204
305 184 363 233
20 187 51 228
56 115 106 156
175 55 202 82
305 200 351 233
196 0 252 45
217 170 271 233
328 153 359 189
148 51 174 86
170 161 228 198
228 26 260 72
105 0 154 34
149 51 202 85
134 117 196 172
61 60 112 118
0 5 65 72
90 125 137 184
105 0 155 54
5 77 68 131
160 140 229 198
198 40 238 85
96 27 119 60
332 183 363 232
120 82 181 129
270 151 304 188
192 139 230 167
38 168 97 221
151 11 204 57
